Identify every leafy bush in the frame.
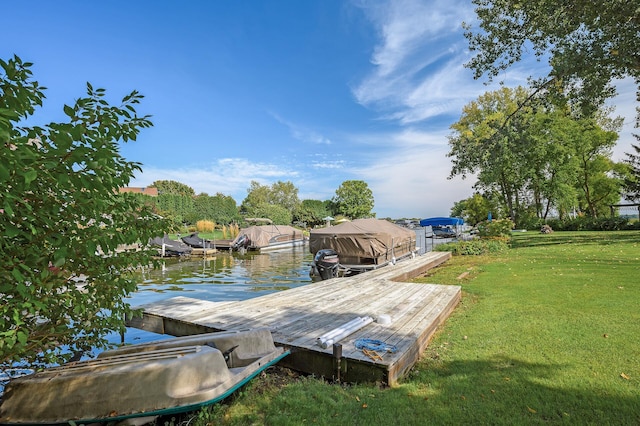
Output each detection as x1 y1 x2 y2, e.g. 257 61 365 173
476 218 514 237
1 57 169 367
434 238 510 255
515 212 544 231
544 216 634 231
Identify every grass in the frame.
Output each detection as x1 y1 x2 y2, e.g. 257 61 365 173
169 231 225 240
165 231 639 425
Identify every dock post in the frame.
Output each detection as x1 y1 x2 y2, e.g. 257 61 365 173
333 343 342 383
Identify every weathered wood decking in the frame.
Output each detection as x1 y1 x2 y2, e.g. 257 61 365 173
128 251 460 385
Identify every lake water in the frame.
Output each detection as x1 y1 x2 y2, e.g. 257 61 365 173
118 245 314 344
132 246 314 305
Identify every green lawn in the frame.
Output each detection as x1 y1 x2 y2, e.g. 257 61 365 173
177 231 639 425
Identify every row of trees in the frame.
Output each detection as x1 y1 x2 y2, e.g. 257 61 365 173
450 0 640 228
447 86 629 227
144 179 376 229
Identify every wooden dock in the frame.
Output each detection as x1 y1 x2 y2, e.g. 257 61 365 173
128 251 460 385
188 247 219 257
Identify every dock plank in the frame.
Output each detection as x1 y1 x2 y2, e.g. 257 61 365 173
130 251 459 385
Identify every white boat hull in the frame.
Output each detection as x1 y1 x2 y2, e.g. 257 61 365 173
0 329 287 424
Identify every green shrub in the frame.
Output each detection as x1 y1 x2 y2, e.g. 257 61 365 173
434 238 510 255
545 216 633 231
476 218 514 237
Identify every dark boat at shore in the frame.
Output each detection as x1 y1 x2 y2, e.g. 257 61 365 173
150 235 193 257
180 232 217 249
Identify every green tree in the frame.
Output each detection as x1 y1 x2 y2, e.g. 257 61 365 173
0 56 168 366
250 203 292 225
525 110 580 219
450 193 496 226
149 180 196 225
295 199 331 227
240 180 300 222
465 0 640 114
154 193 194 226
187 192 239 225
622 140 640 202
572 117 621 217
448 86 536 225
240 181 271 215
449 86 623 224
210 192 240 224
332 180 375 219
269 181 300 212
150 180 195 197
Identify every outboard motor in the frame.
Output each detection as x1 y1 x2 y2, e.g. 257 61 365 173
313 249 340 280
232 234 250 250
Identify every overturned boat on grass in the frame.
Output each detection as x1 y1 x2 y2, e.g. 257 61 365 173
0 329 288 425
309 218 418 280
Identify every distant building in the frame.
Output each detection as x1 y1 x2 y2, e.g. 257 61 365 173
119 187 159 196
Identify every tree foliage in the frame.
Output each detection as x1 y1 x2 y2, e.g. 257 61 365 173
622 140 640 201
448 87 537 224
571 117 622 217
150 180 195 197
154 193 194 226
0 56 168 366
448 86 622 226
450 193 499 226
240 180 300 223
332 180 375 219
249 203 292 225
186 192 239 225
295 199 332 227
465 0 640 114
269 181 300 212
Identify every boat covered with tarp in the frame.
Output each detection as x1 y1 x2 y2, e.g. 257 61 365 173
0 329 288 425
309 218 417 279
180 232 217 249
231 224 306 252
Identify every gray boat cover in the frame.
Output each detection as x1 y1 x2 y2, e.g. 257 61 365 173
232 225 305 249
309 218 416 266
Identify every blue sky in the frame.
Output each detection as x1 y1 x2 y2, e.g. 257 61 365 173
4 0 636 218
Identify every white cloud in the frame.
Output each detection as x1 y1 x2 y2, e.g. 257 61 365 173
132 0 636 221
352 0 548 125
347 129 474 218
130 158 300 202
352 0 475 114
269 112 332 145
310 160 346 170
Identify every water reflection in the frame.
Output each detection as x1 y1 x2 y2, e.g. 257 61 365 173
129 246 314 306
